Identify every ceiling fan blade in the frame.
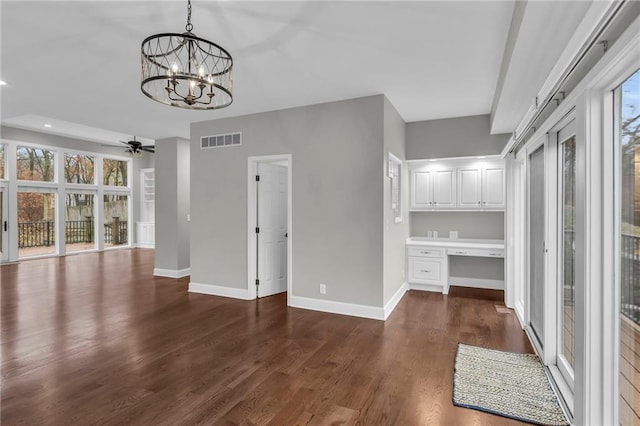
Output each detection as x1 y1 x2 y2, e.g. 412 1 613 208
119 141 130 146
141 147 155 153
141 145 155 149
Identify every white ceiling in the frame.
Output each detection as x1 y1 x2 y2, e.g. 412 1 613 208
0 1 592 144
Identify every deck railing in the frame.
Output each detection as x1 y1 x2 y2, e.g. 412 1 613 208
18 219 128 247
621 233 640 324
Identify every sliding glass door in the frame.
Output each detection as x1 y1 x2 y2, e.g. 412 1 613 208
530 145 546 347
616 68 640 425
556 119 576 389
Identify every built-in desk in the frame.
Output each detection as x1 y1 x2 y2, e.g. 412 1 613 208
406 237 505 294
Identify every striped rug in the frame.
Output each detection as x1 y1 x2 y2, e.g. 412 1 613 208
453 343 568 425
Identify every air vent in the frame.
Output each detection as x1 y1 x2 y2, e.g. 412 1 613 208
200 132 241 149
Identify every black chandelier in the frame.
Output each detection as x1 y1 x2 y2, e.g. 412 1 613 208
140 0 233 110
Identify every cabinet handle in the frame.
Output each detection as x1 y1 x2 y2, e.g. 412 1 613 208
455 251 466 254
483 201 486 205
421 251 431 254
420 269 431 273
477 201 481 205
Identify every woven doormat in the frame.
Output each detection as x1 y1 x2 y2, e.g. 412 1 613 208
453 343 568 425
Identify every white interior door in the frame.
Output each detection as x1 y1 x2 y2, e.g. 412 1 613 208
257 163 288 297
0 187 7 261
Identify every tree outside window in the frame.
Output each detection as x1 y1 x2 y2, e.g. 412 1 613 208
103 159 127 187
16 147 55 181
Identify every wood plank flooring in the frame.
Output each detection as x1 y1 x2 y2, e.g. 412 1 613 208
1 249 533 425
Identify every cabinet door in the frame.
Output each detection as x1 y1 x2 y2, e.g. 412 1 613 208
457 167 481 209
482 165 505 209
410 169 433 210
433 169 455 209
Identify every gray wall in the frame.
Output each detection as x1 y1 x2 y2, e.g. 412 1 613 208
155 137 190 272
1 125 154 246
410 212 504 240
405 115 510 282
383 97 409 304
190 95 385 307
406 114 510 160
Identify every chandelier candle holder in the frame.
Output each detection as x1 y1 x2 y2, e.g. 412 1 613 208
141 0 233 110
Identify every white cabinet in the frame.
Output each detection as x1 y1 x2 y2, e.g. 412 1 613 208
136 222 155 248
406 238 505 294
482 165 505 209
409 167 455 210
409 156 505 211
406 244 449 293
138 168 155 248
457 162 505 210
457 167 482 209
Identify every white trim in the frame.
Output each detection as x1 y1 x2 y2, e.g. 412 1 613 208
188 282 252 300
406 154 502 164
153 268 190 278
137 243 154 249
383 281 408 320
448 276 504 290
409 283 444 293
247 154 293 303
515 300 526 329
289 295 384 321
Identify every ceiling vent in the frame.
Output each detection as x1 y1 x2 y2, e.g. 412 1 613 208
201 132 241 149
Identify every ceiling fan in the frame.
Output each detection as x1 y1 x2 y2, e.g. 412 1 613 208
118 136 155 155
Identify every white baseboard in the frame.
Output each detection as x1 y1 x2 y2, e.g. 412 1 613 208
383 281 408 320
515 300 526 329
288 295 384 321
137 243 155 249
409 283 445 293
448 276 504 290
153 268 190 278
188 282 252 300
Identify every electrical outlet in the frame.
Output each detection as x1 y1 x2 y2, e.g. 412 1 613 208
319 283 326 294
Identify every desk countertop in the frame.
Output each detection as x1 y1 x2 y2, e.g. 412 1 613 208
406 237 505 250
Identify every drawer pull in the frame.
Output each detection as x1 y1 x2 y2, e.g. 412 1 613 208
421 251 431 254
489 252 499 256
420 269 431 273
455 251 466 254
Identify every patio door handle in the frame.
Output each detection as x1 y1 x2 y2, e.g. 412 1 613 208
3 221 6 232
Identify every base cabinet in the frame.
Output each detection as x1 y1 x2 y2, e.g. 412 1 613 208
406 245 449 294
136 222 155 248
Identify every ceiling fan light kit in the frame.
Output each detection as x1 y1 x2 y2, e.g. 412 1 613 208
119 137 155 157
140 0 233 110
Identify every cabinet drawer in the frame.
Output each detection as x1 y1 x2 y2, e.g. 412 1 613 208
408 258 442 281
447 248 504 258
407 247 444 258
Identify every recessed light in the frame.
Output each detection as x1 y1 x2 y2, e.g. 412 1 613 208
44 124 52 128
0 80 7 86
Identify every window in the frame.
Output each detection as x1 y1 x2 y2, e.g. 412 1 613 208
617 68 640 425
0 144 5 179
17 191 56 257
388 153 402 223
559 133 576 375
16 147 55 181
65 193 95 252
104 194 128 247
103 158 127 186
64 153 95 184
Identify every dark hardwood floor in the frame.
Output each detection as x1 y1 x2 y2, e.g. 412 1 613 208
1 249 532 425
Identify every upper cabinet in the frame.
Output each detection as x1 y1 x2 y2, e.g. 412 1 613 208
410 167 456 210
409 156 504 212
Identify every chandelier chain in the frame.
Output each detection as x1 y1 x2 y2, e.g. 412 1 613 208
185 0 193 32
